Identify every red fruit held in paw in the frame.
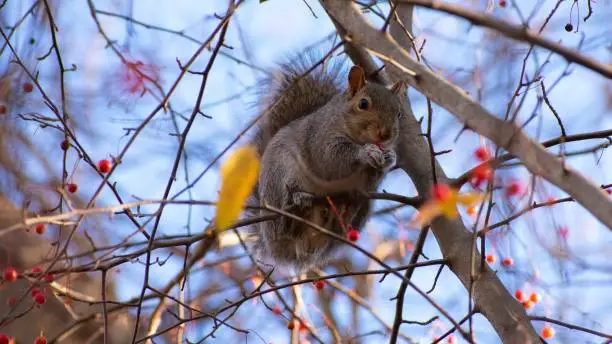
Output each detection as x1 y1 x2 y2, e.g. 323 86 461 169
347 228 360 242
0 334 9 344
35 223 46 235
3 267 18 282
313 280 325 290
35 335 47 344
98 159 112 174
23 82 34 93
474 146 490 161
33 292 46 305
67 183 78 193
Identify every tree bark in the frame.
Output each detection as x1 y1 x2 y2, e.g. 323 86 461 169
319 1 540 343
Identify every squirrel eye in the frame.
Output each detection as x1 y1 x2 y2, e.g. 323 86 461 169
358 98 370 110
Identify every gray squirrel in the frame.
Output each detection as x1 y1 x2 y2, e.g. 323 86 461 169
248 55 403 272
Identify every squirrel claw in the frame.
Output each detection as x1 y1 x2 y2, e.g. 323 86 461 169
382 149 397 171
292 191 314 208
360 143 396 170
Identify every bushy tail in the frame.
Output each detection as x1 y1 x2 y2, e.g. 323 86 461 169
249 53 345 204
251 53 344 158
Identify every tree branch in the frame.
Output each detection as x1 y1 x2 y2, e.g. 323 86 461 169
319 1 541 343
322 0 612 232
400 0 612 79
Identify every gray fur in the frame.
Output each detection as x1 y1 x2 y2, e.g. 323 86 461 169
248 55 402 272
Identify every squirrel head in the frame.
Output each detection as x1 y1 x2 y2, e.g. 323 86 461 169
343 65 403 148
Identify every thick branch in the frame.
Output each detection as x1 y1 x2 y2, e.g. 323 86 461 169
320 1 540 343
322 0 612 231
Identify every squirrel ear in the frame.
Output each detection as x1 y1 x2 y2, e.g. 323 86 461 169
389 80 405 95
348 66 366 97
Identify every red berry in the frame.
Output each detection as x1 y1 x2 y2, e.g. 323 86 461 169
35 335 47 344
31 287 42 297
0 334 9 344
466 205 477 216
541 325 555 339
529 292 541 303
499 0 507 7
432 183 452 202
287 321 295 330
474 146 490 161
313 280 325 290
447 335 457 344
23 82 34 93
98 159 112 174
60 139 70 151
67 183 78 193
347 228 360 242
506 181 523 197
0 104 6 114
485 254 496 264
515 289 525 302
3 267 18 282
502 257 514 267
44 273 54 283
272 306 282 315
299 322 308 332
470 164 493 187
35 223 46 235
523 300 535 310
33 292 46 305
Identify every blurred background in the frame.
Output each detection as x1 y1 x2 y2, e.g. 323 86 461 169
0 0 611 343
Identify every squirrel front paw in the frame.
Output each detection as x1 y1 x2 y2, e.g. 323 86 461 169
359 144 396 171
382 149 397 171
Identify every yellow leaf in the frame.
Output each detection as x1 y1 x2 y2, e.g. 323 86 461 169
439 201 459 219
413 200 443 227
414 186 485 226
456 192 485 206
216 145 260 231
